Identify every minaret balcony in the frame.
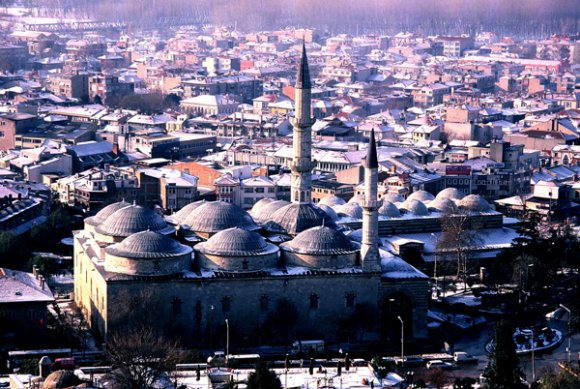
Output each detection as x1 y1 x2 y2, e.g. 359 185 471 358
362 199 381 210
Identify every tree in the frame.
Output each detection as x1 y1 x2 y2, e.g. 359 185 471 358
246 361 281 389
483 320 525 389
537 367 580 389
106 326 185 389
454 377 476 389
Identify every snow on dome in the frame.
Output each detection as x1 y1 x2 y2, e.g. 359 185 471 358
105 230 192 259
458 194 491 212
281 226 358 255
428 198 458 213
171 200 206 224
435 187 464 201
195 227 278 256
96 204 175 238
399 199 429 216
348 193 366 204
185 201 259 233
318 204 339 221
336 202 363 219
266 203 336 235
251 198 274 214
251 199 290 224
378 201 400 217
383 193 405 203
318 195 347 207
85 200 131 226
407 190 435 202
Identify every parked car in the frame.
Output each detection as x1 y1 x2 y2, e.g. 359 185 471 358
394 356 425 366
453 352 478 364
426 360 454 370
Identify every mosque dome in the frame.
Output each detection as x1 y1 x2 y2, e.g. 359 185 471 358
435 187 464 201
407 190 435 202
266 203 336 235
318 195 346 207
458 194 491 212
399 199 429 216
251 200 290 224
170 200 206 224
383 193 405 203
96 204 175 239
184 201 259 235
282 226 358 255
85 200 131 227
378 201 400 217
336 202 364 219
251 198 274 214
43 370 82 389
428 198 458 213
105 231 192 259
348 193 366 204
318 204 339 221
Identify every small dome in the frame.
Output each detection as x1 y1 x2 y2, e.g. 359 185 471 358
196 227 278 256
428 198 458 213
43 370 81 389
348 193 365 204
318 195 346 207
399 199 429 216
185 201 258 233
435 187 465 201
281 226 358 255
383 193 405 203
407 190 435 202
105 231 192 259
96 204 174 238
251 198 274 214
267 203 336 235
85 200 131 226
171 200 205 224
251 200 290 224
458 194 491 212
378 201 400 217
336 202 363 219
318 204 339 221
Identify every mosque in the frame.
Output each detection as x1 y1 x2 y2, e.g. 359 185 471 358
73 45 432 349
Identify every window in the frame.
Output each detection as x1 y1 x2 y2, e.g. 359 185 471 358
345 293 356 308
172 297 182 315
255 187 264 193
309 294 319 310
268 187 275 193
260 295 269 312
244 188 253 193
222 296 231 313
0 131 4 137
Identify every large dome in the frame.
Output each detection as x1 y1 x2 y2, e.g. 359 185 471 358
105 231 192 259
407 190 435 202
336 202 363 219
383 193 405 203
348 193 366 204
281 226 358 255
251 198 274 214
251 200 290 224
458 194 491 212
196 228 278 256
96 204 174 238
266 203 336 235
85 200 131 226
399 199 429 216
435 187 464 201
318 204 339 221
428 198 458 213
378 201 400 217
318 195 346 207
185 201 259 234
171 200 206 224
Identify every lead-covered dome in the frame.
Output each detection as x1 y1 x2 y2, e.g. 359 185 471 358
458 194 491 212
251 198 274 214
428 198 458 213
407 190 435 202
185 201 259 236
383 193 405 203
281 226 358 255
85 200 131 227
348 193 366 204
378 201 400 217
170 200 205 224
399 199 429 216
266 203 336 235
251 200 290 224
435 187 464 201
318 195 346 207
96 204 175 240
318 204 339 221
336 202 363 219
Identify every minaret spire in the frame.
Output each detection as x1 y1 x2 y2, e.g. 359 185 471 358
290 41 315 204
361 128 382 272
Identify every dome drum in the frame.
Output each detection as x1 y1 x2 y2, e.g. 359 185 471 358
195 251 279 272
105 252 189 276
282 251 357 269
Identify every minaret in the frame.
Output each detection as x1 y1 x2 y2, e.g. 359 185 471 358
361 128 382 272
290 42 315 204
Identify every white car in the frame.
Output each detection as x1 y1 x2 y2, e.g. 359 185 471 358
426 360 454 370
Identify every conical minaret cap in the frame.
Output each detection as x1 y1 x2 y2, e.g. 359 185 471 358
296 41 312 89
363 128 379 169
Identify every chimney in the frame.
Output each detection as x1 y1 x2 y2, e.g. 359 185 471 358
39 275 45 290
33 265 38 279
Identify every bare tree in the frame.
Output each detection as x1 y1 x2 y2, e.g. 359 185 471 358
106 326 186 389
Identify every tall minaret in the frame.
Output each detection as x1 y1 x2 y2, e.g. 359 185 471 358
361 128 382 272
290 42 315 204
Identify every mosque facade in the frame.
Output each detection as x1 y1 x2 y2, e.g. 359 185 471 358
74 45 434 349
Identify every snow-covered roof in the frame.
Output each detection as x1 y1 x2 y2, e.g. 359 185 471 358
0 268 54 303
